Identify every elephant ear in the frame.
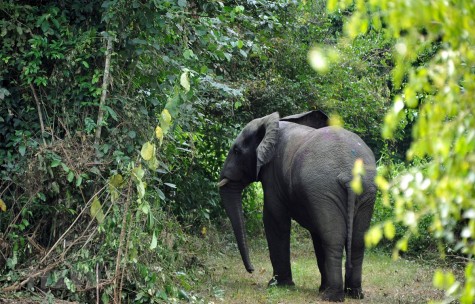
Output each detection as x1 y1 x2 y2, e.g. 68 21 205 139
256 112 280 178
280 110 329 129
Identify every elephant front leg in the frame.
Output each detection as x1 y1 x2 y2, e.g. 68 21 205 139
263 205 294 287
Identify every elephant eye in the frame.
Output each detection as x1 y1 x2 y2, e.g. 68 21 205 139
233 146 241 155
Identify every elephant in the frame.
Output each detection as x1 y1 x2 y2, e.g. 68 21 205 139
218 110 376 302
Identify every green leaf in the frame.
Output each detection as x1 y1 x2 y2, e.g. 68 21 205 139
67 171 74 183
61 163 70 172
75 175 83 187
90 197 105 223
127 130 136 139
132 166 145 181
19 145 26 156
150 231 158 250
50 159 61 168
137 181 146 199
140 201 150 214
180 71 190 92
157 188 166 201
105 106 118 121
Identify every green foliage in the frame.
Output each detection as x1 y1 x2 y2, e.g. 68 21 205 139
331 0 475 302
0 0 297 301
3 0 467 301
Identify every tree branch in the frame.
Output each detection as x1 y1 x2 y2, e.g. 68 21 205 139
94 34 114 151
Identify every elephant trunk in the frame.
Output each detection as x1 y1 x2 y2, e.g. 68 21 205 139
219 184 254 273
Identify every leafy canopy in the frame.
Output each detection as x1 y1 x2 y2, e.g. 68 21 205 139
329 0 475 302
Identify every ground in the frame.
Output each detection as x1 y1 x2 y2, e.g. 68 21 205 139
0 229 456 303
201 232 449 304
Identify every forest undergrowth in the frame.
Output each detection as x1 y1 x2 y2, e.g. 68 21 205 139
0 223 463 303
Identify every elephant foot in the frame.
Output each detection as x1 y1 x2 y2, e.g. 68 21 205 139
345 287 364 299
267 276 295 287
320 288 345 302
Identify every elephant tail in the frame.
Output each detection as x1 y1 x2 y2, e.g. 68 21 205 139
345 186 356 277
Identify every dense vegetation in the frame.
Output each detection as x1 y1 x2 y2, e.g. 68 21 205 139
0 0 473 303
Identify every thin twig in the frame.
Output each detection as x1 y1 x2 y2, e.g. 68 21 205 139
39 186 107 264
113 177 134 304
96 263 100 304
30 83 47 146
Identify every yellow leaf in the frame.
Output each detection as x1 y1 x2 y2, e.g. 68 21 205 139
352 158 365 176
147 156 159 171
0 198 6 212
109 174 123 202
160 109 172 134
350 176 363 195
351 159 365 194
396 238 408 252
384 221 396 240
327 0 337 12
155 125 163 143
375 175 389 191
329 114 343 127
161 109 171 124
365 226 382 247
140 142 155 161
132 165 145 181
90 197 105 223
433 270 445 288
201 226 207 236
109 174 123 188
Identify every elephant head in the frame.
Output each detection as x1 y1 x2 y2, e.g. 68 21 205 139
218 112 280 273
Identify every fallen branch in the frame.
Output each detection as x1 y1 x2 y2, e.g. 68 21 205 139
1 260 62 292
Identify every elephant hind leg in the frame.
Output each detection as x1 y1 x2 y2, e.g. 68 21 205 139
318 243 345 302
344 194 375 299
311 233 327 292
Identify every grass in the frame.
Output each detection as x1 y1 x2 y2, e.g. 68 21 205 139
197 228 448 304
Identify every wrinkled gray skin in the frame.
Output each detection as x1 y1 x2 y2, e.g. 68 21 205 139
218 111 376 302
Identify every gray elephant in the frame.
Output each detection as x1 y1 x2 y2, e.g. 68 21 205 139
218 111 376 302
